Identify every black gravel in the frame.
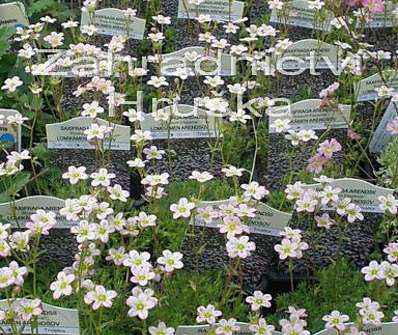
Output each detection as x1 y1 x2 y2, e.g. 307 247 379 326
271 212 382 275
180 226 278 293
146 138 223 181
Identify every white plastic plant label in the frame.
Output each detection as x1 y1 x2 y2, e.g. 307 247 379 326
177 0 244 22
276 39 339 70
176 322 282 335
369 101 398 153
46 117 130 151
355 70 398 102
0 299 80 334
270 0 333 31
0 108 22 151
303 178 394 213
315 322 398 335
192 200 292 236
140 104 220 139
269 99 351 132
0 196 69 228
81 8 146 40
160 46 235 77
0 2 28 29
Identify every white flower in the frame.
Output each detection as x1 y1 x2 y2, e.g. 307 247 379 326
189 171 214 183
62 20 79 28
1 76 23 93
82 101 104 118
71 220 97 243
84 285 117 310
170 198 195 219
130 266 155 286
241 181 269 200
361 261 384 282
270 119 291 133
123 109 145 122
135 212 157 228
226 235 256 259
315 213 336 229
381 261 398 286
25 209 56 235
245 291 272 311
157 250 184 272
345 203 364 223
383 242 398 263
148 32 165 43
43 32 64 47
81 24 97 36
144 146 165 160
285 182 304 200
50 272 75 299
106 247 126 266
107 184 129 202
62 166 88 185
126 287 158 320
123 8 137 18
147 76 168 88
40 16 56 23
322 310 349 331
229 110 251 124
393 310 398 322
152 15 171 25
222 165 244 177
84 123 112 141
215 318 240 335
131 130 153 143
274 238 298 260
308 0 324 10
8 261 27 286
123 250 151 271
219 216 248 238
204 76 224 88
149 321 175 335
196 304 222 324
91 168 116 187
142 173 170 187
0 267 13 288
378 194 398 214
249 318 275 335
280 227 303 241
319 186 341 205
356 298 384 325
228 83 246 95
268 0 284 10
15 299 42 321
296 194 318 213
127 158 146 168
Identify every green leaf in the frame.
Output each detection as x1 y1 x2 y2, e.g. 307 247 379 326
27 0 57 16
0 26 13 60
0 172 31 202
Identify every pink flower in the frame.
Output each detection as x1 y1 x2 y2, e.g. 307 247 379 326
361 0 385 13
306 154 328 174
386 117 398 135
317 139 342 159
346 0 361 6
347 128 362 140
319 82 339 99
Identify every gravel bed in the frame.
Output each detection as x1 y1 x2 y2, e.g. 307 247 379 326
261 129 346 191
49 149 131 190
180 226 278 293
271 212 382 275
146 138 223 181
39 229 78 266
